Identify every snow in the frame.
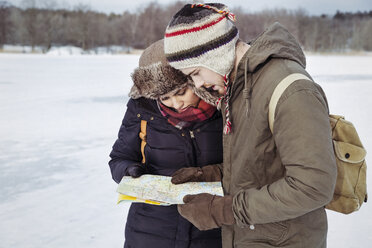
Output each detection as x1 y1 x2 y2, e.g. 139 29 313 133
2 45 133 55
2 45 45 53
45 46 133 56
0 53 371 247
46 46 85 55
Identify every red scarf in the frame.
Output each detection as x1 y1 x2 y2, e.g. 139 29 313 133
158 100 216 129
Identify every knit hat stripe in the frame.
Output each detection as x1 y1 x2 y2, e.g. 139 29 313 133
165 18 235 55
165 15 225 38
168 37 238 75
166 12 222 33
166 26 238 63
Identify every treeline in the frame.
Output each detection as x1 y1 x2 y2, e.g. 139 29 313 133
1 0 372 52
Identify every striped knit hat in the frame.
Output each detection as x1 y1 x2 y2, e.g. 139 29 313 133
164 3 239 77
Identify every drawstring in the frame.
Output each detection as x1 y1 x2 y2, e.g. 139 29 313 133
217 56 252 133
191 3 236 22
243 56 252 118
216 74 232 134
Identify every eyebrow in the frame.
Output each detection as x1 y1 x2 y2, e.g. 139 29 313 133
160 88 184 101
187 69 197 76
175 88 185 95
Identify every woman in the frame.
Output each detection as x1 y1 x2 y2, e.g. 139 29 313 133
108 39 223 248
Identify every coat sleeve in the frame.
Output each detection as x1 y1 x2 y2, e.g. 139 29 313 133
108 99 142 184
233 82 337 225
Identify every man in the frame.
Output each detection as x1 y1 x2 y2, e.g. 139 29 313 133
164 3 337 247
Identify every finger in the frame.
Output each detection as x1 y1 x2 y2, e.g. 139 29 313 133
129 167 143 178
171 177 182 184
171 168 187 177
177 204 187 217
171 168 195 183
172 173 194 184
171 169 188 184
131 173 142 178
185 193 213 202
183 194 198 203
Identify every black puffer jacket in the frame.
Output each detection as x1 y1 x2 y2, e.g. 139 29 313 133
109 97 223 248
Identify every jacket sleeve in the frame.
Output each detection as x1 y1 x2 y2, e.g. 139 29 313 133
108 99 142 184
233 82 337 225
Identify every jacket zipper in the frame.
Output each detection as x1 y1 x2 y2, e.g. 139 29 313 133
189 130 195 138
189 130 201 160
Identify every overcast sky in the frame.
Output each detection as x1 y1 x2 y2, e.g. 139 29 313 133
14 0 372 15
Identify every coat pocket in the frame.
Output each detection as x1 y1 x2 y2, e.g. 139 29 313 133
254 221 288 242
326 140 367 214
234 221 289 246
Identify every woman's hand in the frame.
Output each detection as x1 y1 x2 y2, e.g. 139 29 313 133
125 163 147 178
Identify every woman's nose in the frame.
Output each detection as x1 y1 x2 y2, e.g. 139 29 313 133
172 97 183 110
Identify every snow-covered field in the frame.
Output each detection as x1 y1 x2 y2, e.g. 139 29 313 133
1 45 133 55
0 53 371 248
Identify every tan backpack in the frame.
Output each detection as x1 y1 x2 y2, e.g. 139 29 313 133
268 73 367 214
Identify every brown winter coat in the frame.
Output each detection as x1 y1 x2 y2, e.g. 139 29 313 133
221 22 337 247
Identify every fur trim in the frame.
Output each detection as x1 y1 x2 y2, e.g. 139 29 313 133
192 86 220 106
129 63 188 100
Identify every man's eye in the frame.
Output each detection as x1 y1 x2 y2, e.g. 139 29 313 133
191 71 199 77
160 96 169 101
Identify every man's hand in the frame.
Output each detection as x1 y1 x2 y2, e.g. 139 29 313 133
125 163 147 178
171 165 222 184
177 193 235 230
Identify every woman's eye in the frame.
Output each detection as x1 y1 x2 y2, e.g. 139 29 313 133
177 89 186 96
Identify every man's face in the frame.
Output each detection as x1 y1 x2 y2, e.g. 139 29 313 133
181 67 225 95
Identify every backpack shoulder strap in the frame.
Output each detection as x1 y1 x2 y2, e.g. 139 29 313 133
268 73 312 133
139 119 147 164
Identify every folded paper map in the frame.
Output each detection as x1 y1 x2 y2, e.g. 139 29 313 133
117 175 224 206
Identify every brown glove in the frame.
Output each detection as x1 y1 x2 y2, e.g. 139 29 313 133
171 165 222 184
177 193 235 230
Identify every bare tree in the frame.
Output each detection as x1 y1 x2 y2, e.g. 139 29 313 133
361 19 372 50
233 9 264 42
37 0 59 51
3 1 372 52
131 1 186 48
0 1 11 48
133 2 161 48
69 4 92 50
21 0 39 50
111 11 138 52
88 12 111 51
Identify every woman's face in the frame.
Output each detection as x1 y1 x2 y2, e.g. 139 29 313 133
181 67 225 95
159 87 200 112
